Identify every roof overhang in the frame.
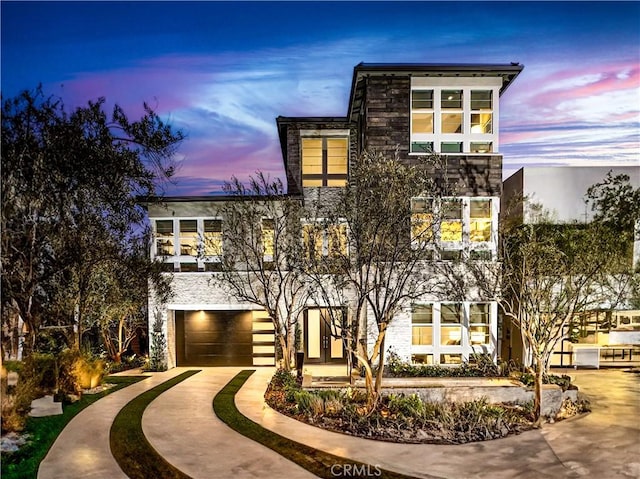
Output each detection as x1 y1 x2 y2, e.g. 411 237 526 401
347 62 524 121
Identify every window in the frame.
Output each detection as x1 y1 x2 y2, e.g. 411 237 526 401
471 90 492 110
303 223 347 259
412 354 434 365
441 142 462 153
301 137 348 187
411 90 434 135
179 220 198 256
410 141 434 153
441 304 462 346
471 91 492 135
469 303 490 345
470 199 492 242
156 220 174 256
470 142 492 153
303 223 323 260
440 250 461 261
203 219 222 256
470 250 492 261
262 219 275 258
440 200 462 242
412 305 433 346
410 81 499 154
441 90 463 109
411 198 433 244
327 224 348 258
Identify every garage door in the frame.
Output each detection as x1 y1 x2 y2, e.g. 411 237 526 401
175 310 253 366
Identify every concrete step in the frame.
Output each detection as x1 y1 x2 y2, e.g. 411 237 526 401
29 394 63 417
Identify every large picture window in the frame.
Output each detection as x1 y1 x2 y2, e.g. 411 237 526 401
301 137 348 187
410 81 499 154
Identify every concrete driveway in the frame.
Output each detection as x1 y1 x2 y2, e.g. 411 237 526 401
38 367 639 478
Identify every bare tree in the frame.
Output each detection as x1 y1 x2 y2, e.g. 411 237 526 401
471 204 633 426
211 173 309 370
304 150 452 408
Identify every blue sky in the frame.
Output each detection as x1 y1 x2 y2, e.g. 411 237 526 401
2 1 639 195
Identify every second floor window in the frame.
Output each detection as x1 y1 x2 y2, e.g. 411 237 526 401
411 198 434 244
303 223 348 260
262 219 275 258
301 137 348 187
203 219 222 256
156 220 174 256
440 200 463 242
470 199 492 242
179 220 198 256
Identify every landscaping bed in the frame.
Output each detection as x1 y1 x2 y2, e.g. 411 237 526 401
266 363 590 445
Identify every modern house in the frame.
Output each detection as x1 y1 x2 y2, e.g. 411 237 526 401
501 165 640 367
146 62 524 368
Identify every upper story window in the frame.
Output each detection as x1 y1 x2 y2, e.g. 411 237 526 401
411 198 434 244
303 222 348 260
179 220 198 256
301 137 348 187
441 90 463 134
261 218 275 259
156 220 174 256
470 199 492 242
441 200 463 242
410 79 500 154
203 219 222 256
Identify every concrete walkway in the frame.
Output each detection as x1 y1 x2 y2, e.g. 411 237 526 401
38 368 183 479
37 367 639 479
142 367 315 479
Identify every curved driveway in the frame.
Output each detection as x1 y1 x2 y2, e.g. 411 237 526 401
39 368 639 479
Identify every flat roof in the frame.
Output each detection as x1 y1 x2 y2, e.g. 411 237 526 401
348 62 524 121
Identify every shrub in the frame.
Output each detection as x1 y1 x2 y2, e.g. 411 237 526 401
386 350 503 378
21 353 57 396
387 393 425 418
1 374 39 433
57 350 105 394
516 372 573 391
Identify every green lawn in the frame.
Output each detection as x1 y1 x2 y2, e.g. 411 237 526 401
1 375 147 479
213 370 427 479
109 370 201 479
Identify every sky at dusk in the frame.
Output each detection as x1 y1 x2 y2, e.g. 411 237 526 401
2 1 639 196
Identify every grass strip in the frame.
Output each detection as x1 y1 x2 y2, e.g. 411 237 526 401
110 370 201 479
1 375 147 479
213 370 438 479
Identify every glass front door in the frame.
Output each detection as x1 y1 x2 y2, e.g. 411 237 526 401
303 308 346 364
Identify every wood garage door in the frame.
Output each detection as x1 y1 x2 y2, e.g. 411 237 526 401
175 310 253 366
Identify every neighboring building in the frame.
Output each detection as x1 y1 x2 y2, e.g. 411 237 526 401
147 62 524 368
501 165 640 367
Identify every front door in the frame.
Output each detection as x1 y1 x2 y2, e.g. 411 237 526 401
303 308 347 364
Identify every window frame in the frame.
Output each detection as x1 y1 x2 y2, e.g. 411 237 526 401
409 80 500 155
301 136 349 187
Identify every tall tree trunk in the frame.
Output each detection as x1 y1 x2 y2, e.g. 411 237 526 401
374 332 386 395
534 354 544 428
